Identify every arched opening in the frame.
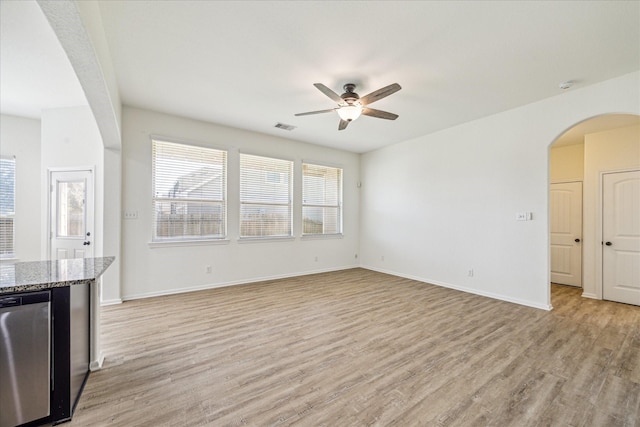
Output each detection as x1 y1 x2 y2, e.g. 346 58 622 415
549 113 640 306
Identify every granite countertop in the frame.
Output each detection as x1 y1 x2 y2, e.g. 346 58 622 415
0 257 115 294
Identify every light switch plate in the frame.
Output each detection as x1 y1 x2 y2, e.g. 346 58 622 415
516 212 532 221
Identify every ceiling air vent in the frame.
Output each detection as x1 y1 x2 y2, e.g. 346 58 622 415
275 122 296 131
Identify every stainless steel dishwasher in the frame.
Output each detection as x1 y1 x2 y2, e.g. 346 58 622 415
0 291 51 427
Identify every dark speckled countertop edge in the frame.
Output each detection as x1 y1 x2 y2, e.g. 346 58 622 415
0 279 97 295
0 257 115 295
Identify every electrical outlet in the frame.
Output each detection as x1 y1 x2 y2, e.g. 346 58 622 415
123 210 138 219
468 269 474 277
206 265 212 274
314 256 318 262
381 255 385 262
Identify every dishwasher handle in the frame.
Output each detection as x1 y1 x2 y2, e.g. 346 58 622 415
0 296 21 308
0 291 50 308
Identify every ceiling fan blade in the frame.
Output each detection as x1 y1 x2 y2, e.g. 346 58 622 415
314 83 343 103
362 107 399 120
338 119 349 130
360 83 402 105
295 108 336 116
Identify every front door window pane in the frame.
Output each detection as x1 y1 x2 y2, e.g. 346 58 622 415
57 181 85 237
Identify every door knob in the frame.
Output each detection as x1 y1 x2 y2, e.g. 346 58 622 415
83 241 91 246
574 238 581 243
605 241 612 246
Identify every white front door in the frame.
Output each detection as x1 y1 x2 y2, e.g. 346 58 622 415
550 182 583 287
603 170 640 306
50 170 94 260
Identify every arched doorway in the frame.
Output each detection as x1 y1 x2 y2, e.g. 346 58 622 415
549 113 640 305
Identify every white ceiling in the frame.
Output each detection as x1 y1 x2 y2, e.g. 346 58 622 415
0 0 87 119
1 1 639 153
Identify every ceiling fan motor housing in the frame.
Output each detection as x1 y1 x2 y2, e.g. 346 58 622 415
341 83 360 105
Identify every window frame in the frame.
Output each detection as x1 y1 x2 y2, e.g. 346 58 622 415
239 153 293 240
151 138 227 244
0 155 16 259
302 162 343 237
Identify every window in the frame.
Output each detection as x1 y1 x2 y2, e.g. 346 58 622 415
302 163 342 235
240 154 292 238
152 139 226 241
0 156 15 258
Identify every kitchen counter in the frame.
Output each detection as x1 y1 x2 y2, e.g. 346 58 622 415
0 256 114 294
0 256 114 425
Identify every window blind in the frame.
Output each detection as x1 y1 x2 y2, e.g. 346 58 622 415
152 139 226 241
0 156 15 257
240 154 292 238
302 163 342 235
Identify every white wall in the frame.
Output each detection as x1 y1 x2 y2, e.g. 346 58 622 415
0 109 121 304
40 106 115 369
550 143 584 183
0 114 42 262
37 0 123 305
75 0 122 141
101 147 121 304
121 107 360 300
582 124 640 299
40 106 104 261
71 0 123 305
359 71 640 310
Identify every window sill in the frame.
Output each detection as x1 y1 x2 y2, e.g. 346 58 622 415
238 236 295 244
148 239 230 248
301 233 344 240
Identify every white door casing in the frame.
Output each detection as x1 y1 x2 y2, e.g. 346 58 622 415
602 170 640 306
550 182 583 287
50 169 94 260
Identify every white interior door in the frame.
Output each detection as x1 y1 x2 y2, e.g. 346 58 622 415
50 170 94 260
550 182 583 287
603 170 640 306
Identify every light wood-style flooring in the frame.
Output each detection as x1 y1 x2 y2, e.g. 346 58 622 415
68 269 640 426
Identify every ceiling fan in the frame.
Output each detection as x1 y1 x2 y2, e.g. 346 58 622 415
295 82 401 130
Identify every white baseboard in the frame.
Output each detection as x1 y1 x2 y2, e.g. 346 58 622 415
89 350 105 371
581 292 599 300
101 298 123 306
114 264 554 310
122 264 359 301
361 265 553 311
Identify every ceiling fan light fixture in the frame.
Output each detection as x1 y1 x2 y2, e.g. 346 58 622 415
295 82 401 130
337 104 363 122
